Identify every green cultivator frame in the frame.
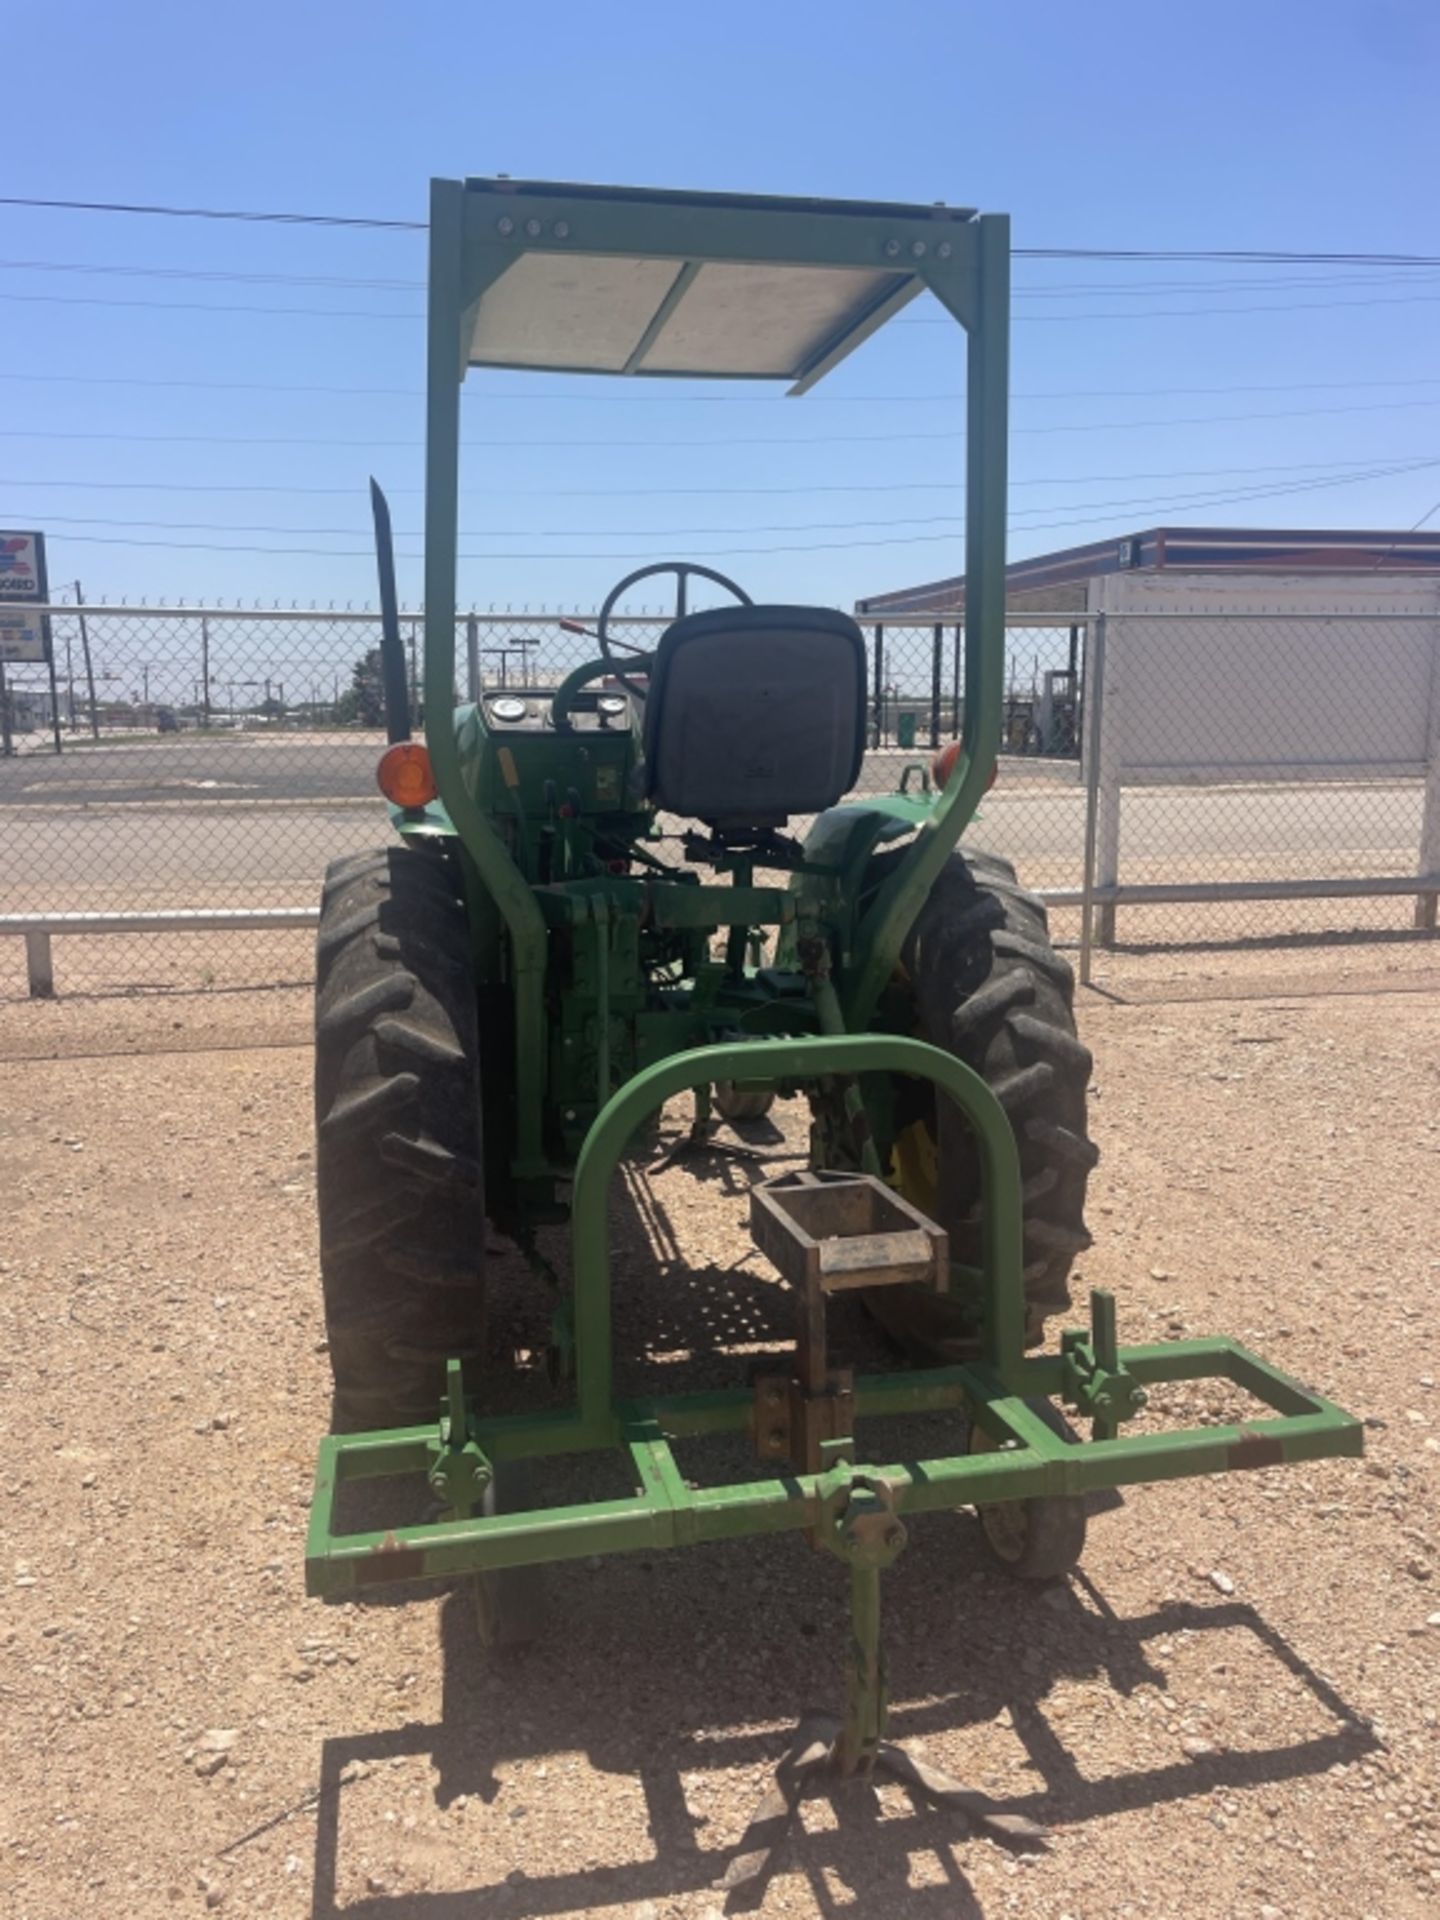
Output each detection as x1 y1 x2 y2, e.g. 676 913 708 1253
307 1037 1360 1872
309 1032 1361 1589
304 176 1361 1881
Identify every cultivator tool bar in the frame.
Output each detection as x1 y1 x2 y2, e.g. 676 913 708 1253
306 1035 1360 1880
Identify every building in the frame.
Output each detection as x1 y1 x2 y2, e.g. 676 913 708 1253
856 525 1440 619
857 525 1440 762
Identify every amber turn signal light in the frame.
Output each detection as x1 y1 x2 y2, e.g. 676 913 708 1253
377 741 438 809
930 740 999 792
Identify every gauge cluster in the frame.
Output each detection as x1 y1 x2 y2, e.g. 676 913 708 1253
482 688 631 731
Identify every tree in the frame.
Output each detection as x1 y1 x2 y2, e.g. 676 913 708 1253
338 647 385 728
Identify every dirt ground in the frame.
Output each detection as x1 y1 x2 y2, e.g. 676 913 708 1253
2 942 1439 1920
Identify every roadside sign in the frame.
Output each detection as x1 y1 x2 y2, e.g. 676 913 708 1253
0 609 48 661
0 529 50 660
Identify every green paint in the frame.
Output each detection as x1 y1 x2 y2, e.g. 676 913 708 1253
311 177 1362 1729
306 1355 1360 1596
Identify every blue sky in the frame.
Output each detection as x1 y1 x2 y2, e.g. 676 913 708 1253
4 0 1440 613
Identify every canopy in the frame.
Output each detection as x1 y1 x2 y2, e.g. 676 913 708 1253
421 176 1013 911
452 179 979 395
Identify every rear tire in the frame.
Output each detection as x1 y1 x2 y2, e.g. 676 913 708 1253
314 846 486 1432
866 846 1097 1354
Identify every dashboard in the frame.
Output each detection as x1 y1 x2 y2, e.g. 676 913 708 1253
482 689 632 733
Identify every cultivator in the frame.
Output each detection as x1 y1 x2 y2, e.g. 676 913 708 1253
303 176 1361 1886
306 1042 1358 1877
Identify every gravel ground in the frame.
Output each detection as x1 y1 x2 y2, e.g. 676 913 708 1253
2 957 1438 1919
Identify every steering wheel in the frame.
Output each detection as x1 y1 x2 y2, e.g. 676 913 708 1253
595 561 752 695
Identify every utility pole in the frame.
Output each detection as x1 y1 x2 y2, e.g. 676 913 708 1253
75 581 100 740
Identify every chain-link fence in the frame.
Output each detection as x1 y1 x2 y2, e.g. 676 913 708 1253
1 603 1435 997
1079 606 1440 968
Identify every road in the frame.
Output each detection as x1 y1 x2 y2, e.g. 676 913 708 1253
0 733 1428 909
1 733 381 808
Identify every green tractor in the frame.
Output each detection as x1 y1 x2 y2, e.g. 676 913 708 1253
306 178 1359 1874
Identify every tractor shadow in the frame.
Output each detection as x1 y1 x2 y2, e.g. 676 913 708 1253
308 1553 1377 1919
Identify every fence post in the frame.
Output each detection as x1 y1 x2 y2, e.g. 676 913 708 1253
872 623 885 746
465 613 481 704
1417 616 1440 931
25 930 54 999
929 624 943 748
1093 612 1122 949
1079 613 1109 985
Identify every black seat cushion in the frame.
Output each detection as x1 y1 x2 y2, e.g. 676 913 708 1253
642 605 867 826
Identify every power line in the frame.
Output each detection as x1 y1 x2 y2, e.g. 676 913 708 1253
12 460 1434 562
1015 270 1440 297
5 453 1426 500
0 194 426 230
1027 246 1440 267
7 255 1440 300
5 195 1440 270
918 290 1440 324
15 457 1433 544
10 284 1440 325
0 370 420 399
6 367 1440 407
0 258 420 291
0 290 418 320
6 393 1440 450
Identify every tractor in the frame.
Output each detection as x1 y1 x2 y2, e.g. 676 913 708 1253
305 178 1359 1882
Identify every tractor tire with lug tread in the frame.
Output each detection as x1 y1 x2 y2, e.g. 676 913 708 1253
866 845 1097 1355
315 845 486 1434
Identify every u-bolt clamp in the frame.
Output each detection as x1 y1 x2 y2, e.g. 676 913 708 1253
1061 1286 1149 1441
426 1357 494 1513
826 1470 908 1570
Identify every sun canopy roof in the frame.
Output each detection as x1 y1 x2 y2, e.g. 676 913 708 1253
454 179 979 394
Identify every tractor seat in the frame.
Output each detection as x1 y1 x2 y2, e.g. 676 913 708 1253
642 604 867 829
